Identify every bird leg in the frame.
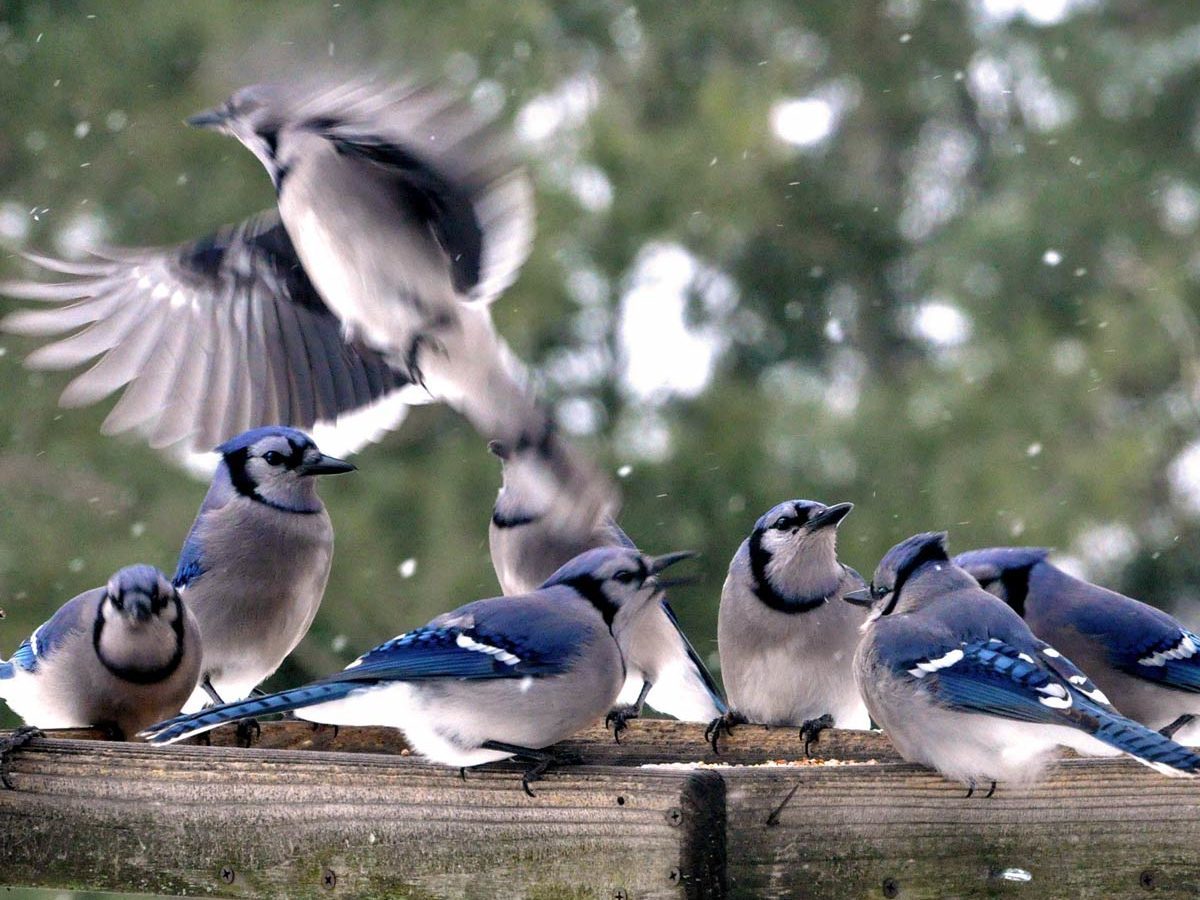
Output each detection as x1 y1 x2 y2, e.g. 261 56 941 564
799 713 835 757
200 675 224 706
1160 714 1196 740
605 681 653 744
0 726 42 789
96 721 126 742
235 718 261 749
964 780 998 799
480 740 583 797
705 710 748 754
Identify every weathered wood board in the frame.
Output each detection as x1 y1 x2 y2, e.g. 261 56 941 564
3 722 1200 898
0 734 723 899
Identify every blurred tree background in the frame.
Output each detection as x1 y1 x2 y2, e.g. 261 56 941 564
2 0 1200 728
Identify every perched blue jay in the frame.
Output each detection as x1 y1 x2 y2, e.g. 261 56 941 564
956 546 1200 744
174 426 354 712
846 532 1200 792
0 565 201 739
141 547 692 794
1 76 612 534
710 500 868 754
487 439 725 732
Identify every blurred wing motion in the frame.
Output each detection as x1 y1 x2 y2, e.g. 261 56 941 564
1 74 617 531
0 213 413 453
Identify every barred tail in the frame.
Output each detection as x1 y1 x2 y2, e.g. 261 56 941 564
1088 703 1200 775
139 681 356 745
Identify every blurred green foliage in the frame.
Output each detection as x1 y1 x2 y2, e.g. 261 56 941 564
3 0 1200 731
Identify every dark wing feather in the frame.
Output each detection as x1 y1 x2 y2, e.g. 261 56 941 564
0 212 412 454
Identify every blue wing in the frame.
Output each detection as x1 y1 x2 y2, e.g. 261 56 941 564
903 637 1112 726
1 594 91 677
324 595 588 685
1119 626 1200 692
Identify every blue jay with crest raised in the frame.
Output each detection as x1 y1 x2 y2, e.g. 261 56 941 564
142 547 692 794
956 546 1200 745
0 565 201 745
847 532 1200 792
172 425 354 711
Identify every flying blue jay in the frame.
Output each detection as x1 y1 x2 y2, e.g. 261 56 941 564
0 565 201 739
710 500 868 754
488 439 725 733
846 532 1200 792
141 547 693 794
1 75 613 533
174 425 354 712
956 546 1200 744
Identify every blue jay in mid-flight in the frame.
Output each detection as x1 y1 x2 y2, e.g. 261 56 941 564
846 532 1200 793
488 438 724 733
956 546 1200 744
173 426 354 712
710 500 868 754
141 547 692 794
0 565 201 740
1 75 613 536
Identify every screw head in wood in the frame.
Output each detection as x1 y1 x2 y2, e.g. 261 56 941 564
665 806 682 826
1140 870 1157 891
323 868 337 890
668 867 681 884
220 866 235 885
612 889 627 900
882 877 899 898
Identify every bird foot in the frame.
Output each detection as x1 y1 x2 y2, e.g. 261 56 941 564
480 740 582 797
95 721 126 742
1160 714 1196 740
235 718 261 748
605 705 640 744
0 726 42 789
309 721 339 740
705 710 748 754
799 713 835 757
964 780 997 799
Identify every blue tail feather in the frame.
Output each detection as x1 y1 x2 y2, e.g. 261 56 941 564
0 660 12 681
1087 702 1200 773
140 681 357 744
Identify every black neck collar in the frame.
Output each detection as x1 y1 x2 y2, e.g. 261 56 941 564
748 532 828 614
93 594 187 685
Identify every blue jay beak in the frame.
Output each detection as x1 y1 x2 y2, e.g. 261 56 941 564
806 502 854 531
647 550 697 575
124 594 155 623
296 454 357 477
843 586 874 607
185 108 227 130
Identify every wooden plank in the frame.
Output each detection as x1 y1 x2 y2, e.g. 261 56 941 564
0 736 726 899
720 758 1200 899
34 719 901 765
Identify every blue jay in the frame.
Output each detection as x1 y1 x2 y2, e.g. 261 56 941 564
0 565 201 739
173 425 354 712
487 439 725 732
1 76 612 534
141 547 692 794
846 532 1200 792
956 546 1200 744
710 500 868 754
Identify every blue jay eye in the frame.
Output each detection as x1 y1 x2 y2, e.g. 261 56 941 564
873 584 892 599
772 517 796 531
613 570 638 584
263 451 287 466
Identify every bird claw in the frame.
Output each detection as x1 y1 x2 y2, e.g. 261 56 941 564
705 710 748 754
964 780 997 799
605 705 639 744
235 718 261 748
1161 714 1196 740
799 713 834 757
520 750 582 797
0 726 42 790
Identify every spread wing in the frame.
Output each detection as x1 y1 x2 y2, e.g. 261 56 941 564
1 212 413 454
